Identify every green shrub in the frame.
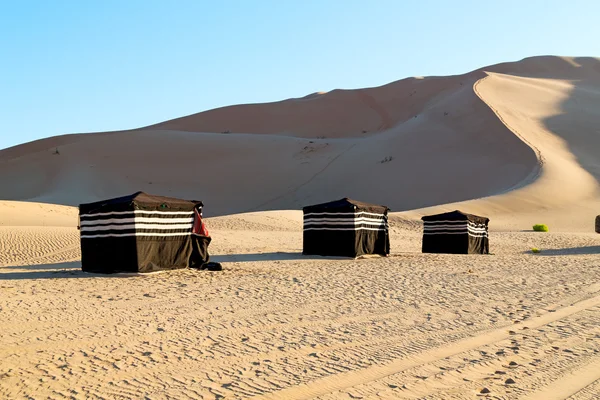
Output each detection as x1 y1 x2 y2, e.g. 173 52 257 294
533 224 549 232
531 248 541 253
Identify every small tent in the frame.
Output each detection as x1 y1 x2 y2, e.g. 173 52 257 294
303 198 390 257
421 210 489 254
79 192 211 273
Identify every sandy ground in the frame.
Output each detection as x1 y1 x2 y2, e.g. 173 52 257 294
1 55 600 398
1 209 600 399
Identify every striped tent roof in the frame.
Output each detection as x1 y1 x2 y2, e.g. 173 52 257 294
79 191 203 214
303 198 389 214
421 210 489 224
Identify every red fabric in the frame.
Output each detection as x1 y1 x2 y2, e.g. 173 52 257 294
192 209 209 237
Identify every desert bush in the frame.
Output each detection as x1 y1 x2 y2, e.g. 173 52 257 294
532 224 548 232
531 248 541 253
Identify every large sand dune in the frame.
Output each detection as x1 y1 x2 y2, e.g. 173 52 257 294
2 56 600 399
2 56 598 222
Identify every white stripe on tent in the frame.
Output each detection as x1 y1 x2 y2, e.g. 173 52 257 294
80 223 193 232
80 210 195 218
468 227 488 233
423 230 488 236
424 220 487 227
304 217 386 222
423 224 467 229
423 224 487 230
424 226 487 233
423 219 486 223
80 232 194 239
304 211 386 218
80 217 194 226
303 227 387 232
424 230 488 236
303 224 387 229
423 231 488 237
304 220 387 226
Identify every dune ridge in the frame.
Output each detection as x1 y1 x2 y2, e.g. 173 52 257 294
403 59 600 231
0 57 599 230
8 57 600 220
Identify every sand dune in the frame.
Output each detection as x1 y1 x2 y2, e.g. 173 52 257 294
2 55 600 398
401 59 600 231
1 56 599 228
0 200 77 227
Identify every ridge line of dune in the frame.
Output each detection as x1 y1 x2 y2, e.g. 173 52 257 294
472 74 545 195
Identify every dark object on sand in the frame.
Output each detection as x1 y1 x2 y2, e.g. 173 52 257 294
200 262 223 271
421 210 489 254
302 198 390 258
79 192 211 273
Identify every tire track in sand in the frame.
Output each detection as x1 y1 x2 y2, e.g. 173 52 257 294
522 356 600 400
254 292 600 400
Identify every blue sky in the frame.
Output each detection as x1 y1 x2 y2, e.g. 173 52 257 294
1 0 598 149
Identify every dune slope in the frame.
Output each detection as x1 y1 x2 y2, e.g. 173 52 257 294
0 56 599 228
403 56 600 231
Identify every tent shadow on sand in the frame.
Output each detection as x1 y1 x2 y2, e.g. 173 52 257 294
0 253 352 280
0 261 137 281
526 246 600 256
211 251 355 263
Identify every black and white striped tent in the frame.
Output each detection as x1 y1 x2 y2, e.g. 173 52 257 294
78 192 211 273
303 198 390 258
421 210 489 254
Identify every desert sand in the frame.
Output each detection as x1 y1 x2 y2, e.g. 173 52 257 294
1 56 600 399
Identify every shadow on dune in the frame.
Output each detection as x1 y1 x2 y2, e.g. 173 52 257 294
527 246 600 256
537 57 600 185
211 251 351 263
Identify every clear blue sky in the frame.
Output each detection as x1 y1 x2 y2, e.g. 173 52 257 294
1 0 598 150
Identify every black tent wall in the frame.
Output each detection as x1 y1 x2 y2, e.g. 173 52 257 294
421 210 489 254
303 198 390 257
79 192 210 273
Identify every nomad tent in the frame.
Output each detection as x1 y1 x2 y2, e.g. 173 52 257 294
303 198 390 257
78 192 211 273
421 210 489 254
